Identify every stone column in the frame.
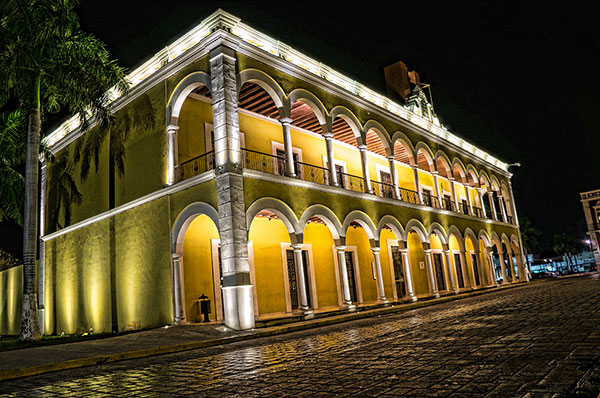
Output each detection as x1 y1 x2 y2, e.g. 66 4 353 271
38 154 47 335
443 249 458 293
323 132 338 186
336 246 355 310
371 247 388 303
464 183 473 215
399 246 417 301
423 247 440 298
280 117 296 177
459 251 472 290
449 177 458 212
359 144 372 193
498 250 507 284
171 254 186 324
485 246 500 286
473 249 484 287
211 44 254 330
291 244 310 312
432 171 440 207
166 125 179 185
388 156 401 199
498 194 508 222
413 165 422 204
477 187 485 217
489 191 498 221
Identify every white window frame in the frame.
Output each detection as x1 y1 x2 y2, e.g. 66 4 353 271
279 243 318 313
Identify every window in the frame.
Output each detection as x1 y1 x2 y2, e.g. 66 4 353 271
461 199 469 215
379 170 394 198
443 194 453 211
275 149 299 176
422 189 433 207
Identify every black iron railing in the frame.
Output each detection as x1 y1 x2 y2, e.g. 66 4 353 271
175 151 215 182
239 147 507 223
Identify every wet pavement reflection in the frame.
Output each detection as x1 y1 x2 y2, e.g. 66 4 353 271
2 276 600 397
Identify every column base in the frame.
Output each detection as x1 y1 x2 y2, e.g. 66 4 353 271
343 303 357 312
377 298 390 305
433 292 440 298
302 310 315 320
409 295 418 302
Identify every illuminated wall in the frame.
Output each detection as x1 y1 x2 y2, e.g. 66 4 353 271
304 222 338 308
0 265 22 335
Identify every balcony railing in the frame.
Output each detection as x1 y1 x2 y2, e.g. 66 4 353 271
236 148 515 224
175 151 215 182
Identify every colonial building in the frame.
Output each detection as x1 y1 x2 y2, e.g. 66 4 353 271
0 9 526 335
580 189 600 267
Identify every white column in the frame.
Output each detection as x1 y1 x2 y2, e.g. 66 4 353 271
291 244 310 311
323 132 338 186
477 187 485 217
166 125 179 185
371 247 388 303
38 154 47 334
336 246 355 310
423 249 440 298
489 191 498 221
432 171 440 207
171 254 186 324
459 251 472 290
464 183 473 215
413 165 422 204
444 249 458 293
359 144 372 193
498 194 508 222
449 177 459 212
400 247 417 301
280 117 296 177
473 249 485 287
388 156 401 199
498 250 507 284
486 247 500 286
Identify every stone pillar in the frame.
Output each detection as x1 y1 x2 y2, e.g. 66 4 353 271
473 249 484 287
336 246 355 310
399 246 417 301
371 247 388 303
449 177 458 212
388 156 401 199
291 244 310 312
498 250 507 284
171 254 186 324
485 246 500 286
489 191 498 221
464 183 473 215
413 165 422 204
323 132 338 186
477 187 485 217
166 125 179 185
211 44 254 330
38 154 47 335
498 194 508 222
432 171 440 207
280 117 296 177
423 247 440 298
443 248 458 293
359 144 372 193
459 251 472 289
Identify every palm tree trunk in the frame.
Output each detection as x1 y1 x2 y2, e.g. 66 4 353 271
20 74 42 341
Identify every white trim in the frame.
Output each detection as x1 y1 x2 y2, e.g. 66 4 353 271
210 239 224 321
386 239 401 300
248 241 259 317
280 243 318 312
332 245 363 304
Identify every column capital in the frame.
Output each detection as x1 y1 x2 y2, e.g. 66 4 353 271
358 144 367 151
335 245 347 252
370 246 381 253
167 124 180 132
387 155 395 162
449 177 455 182
432 170 439 176
280 117 293 125
291 243 304 251
323 131 334 139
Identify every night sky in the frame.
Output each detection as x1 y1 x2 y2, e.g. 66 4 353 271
73 1 600 252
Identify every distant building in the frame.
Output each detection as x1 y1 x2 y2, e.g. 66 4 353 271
580 189 600 267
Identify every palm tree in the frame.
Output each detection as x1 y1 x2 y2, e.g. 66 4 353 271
0 109 25 226
0 0 128 340
552 233 580 273
520 217 541 275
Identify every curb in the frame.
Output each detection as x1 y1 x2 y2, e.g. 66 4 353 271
0 280 544 382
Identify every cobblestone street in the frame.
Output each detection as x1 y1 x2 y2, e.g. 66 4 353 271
2 276 600 397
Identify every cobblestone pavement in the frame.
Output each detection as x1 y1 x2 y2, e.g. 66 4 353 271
2 276 600 397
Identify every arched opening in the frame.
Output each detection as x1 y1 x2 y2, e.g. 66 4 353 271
416 146 436 206
430 232 448 293
180 214 221 322
407 229 430 296
393 139 416 193
330 114 363 191
174 84 214 182
448 233 466 290
452 162 469 215
248 209 306 318
501 241 513 282
478 234 495 286
436 155 454 211
366 128 393 198
344 221 378 304
379 221 408 301
465 233 482 287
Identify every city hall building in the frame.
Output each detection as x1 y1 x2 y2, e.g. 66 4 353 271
1 10 526 335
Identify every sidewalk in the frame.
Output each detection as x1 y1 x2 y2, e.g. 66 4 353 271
0 280 539 382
